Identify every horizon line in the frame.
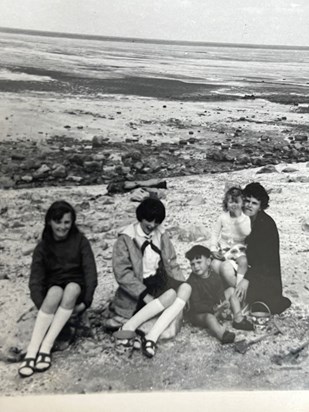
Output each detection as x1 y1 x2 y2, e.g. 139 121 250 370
0 26 308 51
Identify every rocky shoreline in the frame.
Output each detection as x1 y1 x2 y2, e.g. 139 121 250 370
1 98 308 190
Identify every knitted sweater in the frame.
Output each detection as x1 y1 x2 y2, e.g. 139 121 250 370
210 211 251 251
29 231 98 309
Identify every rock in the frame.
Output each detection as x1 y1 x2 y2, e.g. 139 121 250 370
92 154 106 161
177 224 210 242
92 135 109 147
256 165 278 174
11 154 26 161
66 175 83 183
211 151 225 161
69 154 87 165
83 161 102 172
132 161 144 171
295 135 308 142
51 165 67 178
282 167 298 173
21 175 33 182
0 176 15 188
236 154 251 165
109 153 122 163
33 164 51 178
294 142 303 151
91 222 113 233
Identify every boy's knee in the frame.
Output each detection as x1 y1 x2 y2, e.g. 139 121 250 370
177 283 191 301
158 289 177 308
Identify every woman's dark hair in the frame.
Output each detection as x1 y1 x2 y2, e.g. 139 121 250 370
136 197 166 224
42 200 78 240
222 186 243 211
185 245 211 261
243 182 269 210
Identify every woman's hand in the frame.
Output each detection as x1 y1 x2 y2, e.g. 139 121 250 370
235 279 249 302
73 302 86 314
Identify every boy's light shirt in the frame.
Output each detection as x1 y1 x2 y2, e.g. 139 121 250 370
136 223 162 279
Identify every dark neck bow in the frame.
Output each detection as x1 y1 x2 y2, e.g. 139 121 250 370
141 239 161 256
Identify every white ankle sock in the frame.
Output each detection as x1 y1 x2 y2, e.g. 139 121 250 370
39 306 73 354
123 298 165 331
26 310 54 359
146 297 186 343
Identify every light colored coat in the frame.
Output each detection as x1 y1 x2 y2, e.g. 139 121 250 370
111 222 185 318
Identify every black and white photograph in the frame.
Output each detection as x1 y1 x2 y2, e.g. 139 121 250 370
0 1 309 411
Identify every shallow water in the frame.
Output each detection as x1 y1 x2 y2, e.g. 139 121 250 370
1 30 309 99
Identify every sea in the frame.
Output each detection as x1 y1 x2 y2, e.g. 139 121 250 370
0 28 309 100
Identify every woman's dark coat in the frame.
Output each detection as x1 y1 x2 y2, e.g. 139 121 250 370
244 210 291 314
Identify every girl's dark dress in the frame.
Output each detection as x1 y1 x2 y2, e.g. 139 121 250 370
244 210 291 314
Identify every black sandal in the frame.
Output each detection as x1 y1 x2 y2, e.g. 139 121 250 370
142 339 157 358
18 358 36 378
133 329 146 350
35 352 52 372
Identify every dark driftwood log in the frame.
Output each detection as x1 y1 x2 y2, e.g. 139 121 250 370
107 179 167 194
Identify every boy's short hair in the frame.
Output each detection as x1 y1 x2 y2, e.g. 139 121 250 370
136 197 166 223
185 245 211 261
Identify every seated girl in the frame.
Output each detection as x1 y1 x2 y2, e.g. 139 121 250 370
108 197 191 358
210 186 251 287
18 201 98 378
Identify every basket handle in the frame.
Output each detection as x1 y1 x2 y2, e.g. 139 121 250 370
250 301 271 317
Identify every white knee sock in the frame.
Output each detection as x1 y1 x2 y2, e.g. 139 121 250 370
26 310 54 359
146 297 186 343
123 298 165 331
39 307 73 354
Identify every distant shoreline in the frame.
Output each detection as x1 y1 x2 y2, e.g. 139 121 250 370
1 26 308 51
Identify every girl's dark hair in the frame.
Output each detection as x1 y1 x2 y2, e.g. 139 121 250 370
243 182 269 210
222 186 243 211
42 200 78 240
185 245 211 261
136 197 166 224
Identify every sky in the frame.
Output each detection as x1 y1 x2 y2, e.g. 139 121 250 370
0 0 309 47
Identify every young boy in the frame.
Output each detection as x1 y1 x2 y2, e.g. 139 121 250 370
186 245 254 344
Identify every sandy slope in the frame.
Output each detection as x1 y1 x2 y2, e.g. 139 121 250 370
0 161 308 395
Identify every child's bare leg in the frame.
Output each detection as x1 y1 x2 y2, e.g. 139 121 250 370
194 313 226 339
220 261 236 287
226 287 254 331
19 286 63 377
225 288 242 322
38 282 81 356
235 255 248 284
143 283 191 356
193 312 235 344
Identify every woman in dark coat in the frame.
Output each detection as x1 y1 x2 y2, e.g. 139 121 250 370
235 182 291 314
